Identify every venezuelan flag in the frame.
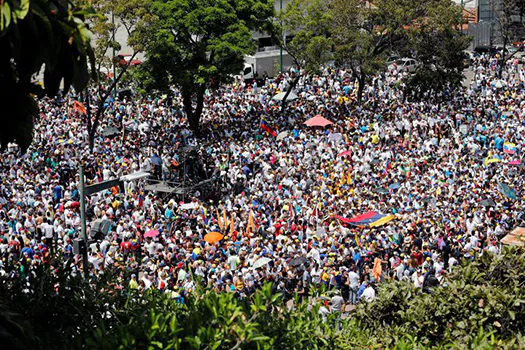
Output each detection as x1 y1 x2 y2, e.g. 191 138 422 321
336 211 395 227
503 142 517 154
260 119 277 137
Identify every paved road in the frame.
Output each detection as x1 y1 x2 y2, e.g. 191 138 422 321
463 67 475 88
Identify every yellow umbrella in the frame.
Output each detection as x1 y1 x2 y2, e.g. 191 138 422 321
204 231 224 244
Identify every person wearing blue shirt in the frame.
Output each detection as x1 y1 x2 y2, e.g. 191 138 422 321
494 136 504 150
357 280 369 302
53 184 64 205
165 205 174 220
242 165 251 177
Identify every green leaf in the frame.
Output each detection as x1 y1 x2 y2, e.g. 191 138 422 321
150 341 163 348
12 0 29 20
1 2 12 32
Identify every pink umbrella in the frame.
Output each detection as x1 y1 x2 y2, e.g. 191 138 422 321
304 115 333 127
144 230 159 238
338 151 352 157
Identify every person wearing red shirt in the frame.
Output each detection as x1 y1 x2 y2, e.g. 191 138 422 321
274 221 283 236
120 240 132 254
413 250 424 266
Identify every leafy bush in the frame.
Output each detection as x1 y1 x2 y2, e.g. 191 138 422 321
0 260 130 350
353 247 525 348
1 248 524 349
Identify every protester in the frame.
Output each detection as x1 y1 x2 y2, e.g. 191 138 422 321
0 52 518 310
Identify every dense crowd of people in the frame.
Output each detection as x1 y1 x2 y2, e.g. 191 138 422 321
0 53 522 314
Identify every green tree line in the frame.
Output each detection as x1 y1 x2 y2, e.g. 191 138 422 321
1 0 470 150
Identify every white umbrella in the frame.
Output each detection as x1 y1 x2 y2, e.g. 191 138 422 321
253 257 271 269
328 133 343 143
491 80 506 89
276 131 288 141
272 91 299 101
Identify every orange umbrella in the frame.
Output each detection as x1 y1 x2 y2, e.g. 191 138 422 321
204 231 224 244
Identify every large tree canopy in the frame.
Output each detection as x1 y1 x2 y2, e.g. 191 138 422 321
276 0 333 112
330 0 417 102
281 0 470 103
134 0 274 132
0 0 95 151
82 0 149 150
401 0 470 99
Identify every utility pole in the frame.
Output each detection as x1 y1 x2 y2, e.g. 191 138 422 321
112 9 117 99
79 166 89 278
280 0 283 73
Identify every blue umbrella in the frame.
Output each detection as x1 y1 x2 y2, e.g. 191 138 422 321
388 183 400 190
151 155 162 166
375 187 389 194
499 183 517 200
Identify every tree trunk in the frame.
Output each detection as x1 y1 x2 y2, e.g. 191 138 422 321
82 91 94 150
357 73 365 104
85 51 140 151
181 84 206 136
281 74 301 114
89 108 103 151
499 35 507 79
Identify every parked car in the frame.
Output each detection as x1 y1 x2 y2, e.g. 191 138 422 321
494 45 510 55
116 54 142 67
117 88 134 100
473 46 508 57
463 51 480 67
385 54 400 66
388 58 419 72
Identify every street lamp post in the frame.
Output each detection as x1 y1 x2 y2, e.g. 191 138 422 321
79 166 89 278
78 169 150 278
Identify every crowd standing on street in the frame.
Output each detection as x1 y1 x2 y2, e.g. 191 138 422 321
0 53 522 315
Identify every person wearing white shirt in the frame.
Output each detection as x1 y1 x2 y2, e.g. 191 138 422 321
177 268 187 282
361 285 376 302
448 257 458 272
318 301 330 322
309 245 320 265
412 270 422 288
395 262 406 281
311 265 321 284
487 242 500 255
348 268 360 304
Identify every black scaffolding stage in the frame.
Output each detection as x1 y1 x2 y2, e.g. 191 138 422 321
144 145 221 201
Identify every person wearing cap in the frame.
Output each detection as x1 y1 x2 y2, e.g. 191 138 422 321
330 289 345 329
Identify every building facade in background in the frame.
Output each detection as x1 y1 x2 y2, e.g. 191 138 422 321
467 0 525 48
